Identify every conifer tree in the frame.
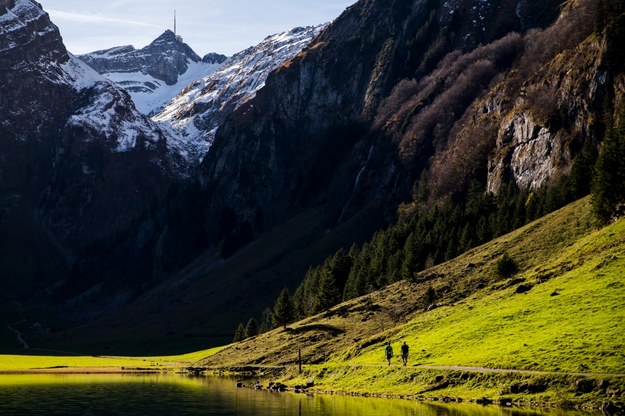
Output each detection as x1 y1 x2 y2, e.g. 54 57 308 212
400 232 419 280
233 323 246 342
570 140 597 198
245 318 258 338
258 308 273 334
592 107 625 223
316 268 341 312
329 248 353 289
343 250 369 300
272 288 295 329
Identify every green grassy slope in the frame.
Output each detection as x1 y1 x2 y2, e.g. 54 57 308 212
350 215 624 374
2 197 622 407
199 197 625 405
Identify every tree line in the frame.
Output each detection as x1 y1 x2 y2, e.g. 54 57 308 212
234 88 625 341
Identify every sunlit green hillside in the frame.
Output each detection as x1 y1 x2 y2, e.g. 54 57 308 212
1 197 623 407
346 217 625 374
199 197 625 404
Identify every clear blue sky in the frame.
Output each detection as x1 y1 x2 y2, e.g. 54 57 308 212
41 0 355 57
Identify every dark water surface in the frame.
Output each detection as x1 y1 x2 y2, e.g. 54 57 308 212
0 374 588 416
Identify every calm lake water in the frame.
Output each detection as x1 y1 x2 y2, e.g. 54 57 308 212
0 374 590 416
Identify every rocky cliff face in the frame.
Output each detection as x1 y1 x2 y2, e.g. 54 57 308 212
0 0 175 301
154 25 326 168
487 34 611 193
419 0 621 198
196 0 566 248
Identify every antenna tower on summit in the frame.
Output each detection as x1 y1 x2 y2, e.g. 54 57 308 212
173 10 183 41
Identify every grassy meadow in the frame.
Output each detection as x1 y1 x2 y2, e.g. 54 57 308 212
200 197 625 406
1 197 623 408
0 347 223 372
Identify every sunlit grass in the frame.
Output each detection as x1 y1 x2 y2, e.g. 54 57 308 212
0 345 225 372
345 215 625 374
254 198 625 404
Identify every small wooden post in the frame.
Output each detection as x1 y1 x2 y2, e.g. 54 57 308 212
298 348 302 374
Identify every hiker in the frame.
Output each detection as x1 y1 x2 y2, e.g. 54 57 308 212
384 341 393 366
401 341 409 366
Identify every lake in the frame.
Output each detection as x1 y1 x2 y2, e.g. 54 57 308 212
0 374 589 416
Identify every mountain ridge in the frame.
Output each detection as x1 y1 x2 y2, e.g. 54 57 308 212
79 30 227 115
153 24 327 169
2 0 625 360
0 0 177 302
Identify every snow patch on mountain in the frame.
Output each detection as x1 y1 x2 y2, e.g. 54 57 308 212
0 0 44 35
59 53 104 91
67 83 165 153
79 31 227 115
102 59 224 115
154 25 327 167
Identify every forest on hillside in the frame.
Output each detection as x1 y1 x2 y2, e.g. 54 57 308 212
234 0 625 340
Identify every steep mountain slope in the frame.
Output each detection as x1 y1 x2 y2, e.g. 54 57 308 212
0 0 176 303
79 31 227 115
7 0 624 356
199 197 625 407
44 0 621 354
196 0 568 253
154 25 327 167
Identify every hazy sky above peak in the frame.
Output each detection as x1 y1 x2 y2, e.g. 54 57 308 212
42 0 356 57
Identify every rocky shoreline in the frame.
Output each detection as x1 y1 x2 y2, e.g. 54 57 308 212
201 365 625 415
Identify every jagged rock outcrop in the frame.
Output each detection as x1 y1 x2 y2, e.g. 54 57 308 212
80 30 205 85
202 52 227 64
79 31 227 115
487 34 611 193
154 25 326 167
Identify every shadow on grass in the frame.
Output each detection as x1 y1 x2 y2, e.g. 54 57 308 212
286 324 345 337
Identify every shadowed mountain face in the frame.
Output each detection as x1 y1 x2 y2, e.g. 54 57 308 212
2 0 624 354
0 0 175 303
195 0 567 255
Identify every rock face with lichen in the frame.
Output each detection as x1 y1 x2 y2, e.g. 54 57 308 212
485 33 615 194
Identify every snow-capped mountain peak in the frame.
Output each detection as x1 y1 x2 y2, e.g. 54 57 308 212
79 31 227 115
154 24 327 167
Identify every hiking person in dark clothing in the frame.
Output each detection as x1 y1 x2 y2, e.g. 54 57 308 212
384 341 393 366
401 341 409 366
